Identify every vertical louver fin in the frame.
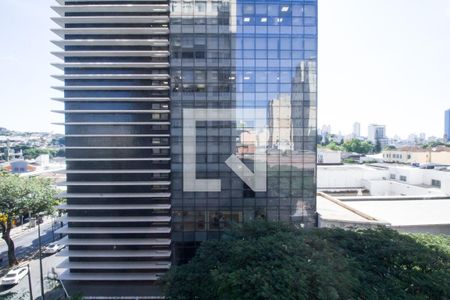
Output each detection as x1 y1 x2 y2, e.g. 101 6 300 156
51 0 171 292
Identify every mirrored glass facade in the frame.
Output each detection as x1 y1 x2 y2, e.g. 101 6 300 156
170 0 317 263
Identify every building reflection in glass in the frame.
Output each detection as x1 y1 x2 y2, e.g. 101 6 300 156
170 0 317 263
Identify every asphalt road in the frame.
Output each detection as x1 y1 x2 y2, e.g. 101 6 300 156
0 250 65 299
0 221 61 269
0 222 66 299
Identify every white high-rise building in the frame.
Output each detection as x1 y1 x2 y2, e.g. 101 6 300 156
368 124 386 145
352 122 361 138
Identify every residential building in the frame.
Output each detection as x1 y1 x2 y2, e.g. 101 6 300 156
320 124 330 144
317 149 342 165
419 132 426 144
317 164 450 197
35 154 50 167
317 164 450 234
321 124 331 136
0 128 64 150
3 147 23 161
368 124 388 148
445 109 450 142
268 94 293 151
368 124 385 143
317 192 450 235
408 134 418 144
383 146 450 165
352 122 360 138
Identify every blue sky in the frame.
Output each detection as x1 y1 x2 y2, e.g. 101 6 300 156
0 0 60 133
319 0 450 138
0 0 449 138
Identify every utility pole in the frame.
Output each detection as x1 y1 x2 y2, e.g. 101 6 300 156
51 216 55 242
38 219 45 300
27 264 33 300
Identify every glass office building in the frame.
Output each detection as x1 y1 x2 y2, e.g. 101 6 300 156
170 0 317 263
52 0 317 297
52 0 172 296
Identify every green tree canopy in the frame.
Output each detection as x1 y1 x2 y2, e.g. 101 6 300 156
163 222 450 300
325 141 342 151
0 173 59 266
22 147 59 160
384 145 397 151
422 141 450 149
342 139 375 154
375 140 382 153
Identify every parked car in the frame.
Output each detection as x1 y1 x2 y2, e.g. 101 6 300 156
42 243 65 254
0 267 28 286
420 163 435 169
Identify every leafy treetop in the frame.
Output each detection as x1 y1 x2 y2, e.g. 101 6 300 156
163 221 450 300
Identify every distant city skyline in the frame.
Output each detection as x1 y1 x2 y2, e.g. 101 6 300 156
318 0 450 139
0 0 450 138
319 121 442 140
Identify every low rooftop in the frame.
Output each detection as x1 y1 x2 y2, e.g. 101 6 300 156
384 146 450 152
317 192 450 234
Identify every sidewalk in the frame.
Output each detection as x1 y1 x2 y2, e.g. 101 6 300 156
1 217 60 270
9 217 53 239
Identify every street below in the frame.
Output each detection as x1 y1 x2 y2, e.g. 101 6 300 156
0 220 65 299
0 221 60 269
0 250 65 299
